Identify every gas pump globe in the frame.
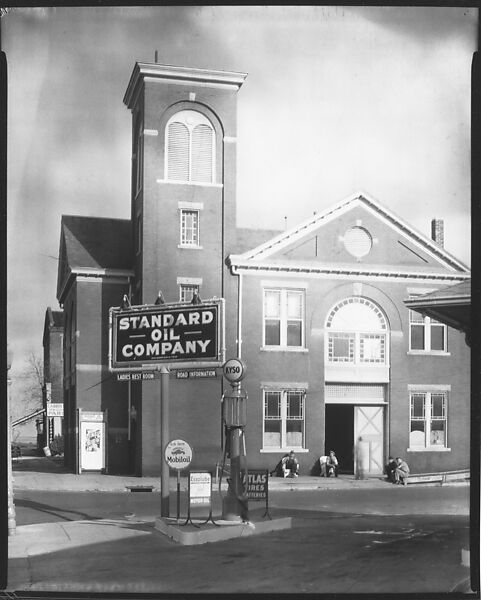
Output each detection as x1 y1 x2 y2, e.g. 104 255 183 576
221 359 249 522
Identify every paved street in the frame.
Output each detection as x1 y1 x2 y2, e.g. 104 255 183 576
14 485 470 526
8 507 470 594
6 456 474 595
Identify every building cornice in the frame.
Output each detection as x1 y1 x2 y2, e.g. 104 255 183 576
57 267 134 304
226 258 470 284
405 294 470 309
72 267 135 278
124 62 248 109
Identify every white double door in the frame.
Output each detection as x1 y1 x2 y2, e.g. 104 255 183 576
354 405 384 476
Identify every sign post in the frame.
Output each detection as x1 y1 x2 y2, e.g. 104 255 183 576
108 298 225 521
165 439 193 522
160 367 170 517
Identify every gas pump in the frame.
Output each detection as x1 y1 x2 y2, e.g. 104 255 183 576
221 359 249 522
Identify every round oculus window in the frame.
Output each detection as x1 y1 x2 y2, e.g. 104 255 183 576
343 226 372 258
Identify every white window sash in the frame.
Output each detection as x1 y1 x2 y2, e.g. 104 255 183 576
263 289 305 348
409 391 448 449
408 304 447 352
180 209 200 246
262 389 305 450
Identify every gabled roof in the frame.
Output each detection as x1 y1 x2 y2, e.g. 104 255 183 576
57 215 134 303
43 307 64 347
45 307 64 329
227 191 470 279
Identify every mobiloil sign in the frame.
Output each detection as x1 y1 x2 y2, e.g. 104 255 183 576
109 298 224 371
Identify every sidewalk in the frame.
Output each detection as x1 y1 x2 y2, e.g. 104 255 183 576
12 455 396 492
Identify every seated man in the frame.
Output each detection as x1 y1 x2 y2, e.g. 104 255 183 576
394 457 410 485
270 454 289 477
384 456 397 482
283 450 299 478
319 454 329 477
327 450 339 477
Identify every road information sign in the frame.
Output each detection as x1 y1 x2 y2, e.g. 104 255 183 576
109 299 224 371
175 369 217 379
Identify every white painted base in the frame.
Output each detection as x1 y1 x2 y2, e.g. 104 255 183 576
154 516 292 546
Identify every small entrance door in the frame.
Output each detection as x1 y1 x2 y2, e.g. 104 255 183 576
325 404 354 473
354 406 384 476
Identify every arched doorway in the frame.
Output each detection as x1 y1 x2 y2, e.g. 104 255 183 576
324 297 389 476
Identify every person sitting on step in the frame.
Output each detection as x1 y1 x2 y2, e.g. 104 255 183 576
327 450 339 477
282 450 300 478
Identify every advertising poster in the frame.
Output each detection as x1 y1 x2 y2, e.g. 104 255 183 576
79 420 105 472
189 471 211 506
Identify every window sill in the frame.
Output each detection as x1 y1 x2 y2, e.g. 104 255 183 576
407 447 451 452
326 361 389 366
407 351 451 357
157 179 223 189
177 244 203 250
260 346 308 353
260 448 309 454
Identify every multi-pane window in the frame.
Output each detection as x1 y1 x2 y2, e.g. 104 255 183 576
326 297 387 364
180 284 199 303
328 333 355 362
263 289 304 348
263 389 305 449
166 110 215 183
180 209 199 246
409 310 447 352
410 391 447 448
360 334 386 363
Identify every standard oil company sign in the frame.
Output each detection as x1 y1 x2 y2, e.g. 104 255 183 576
109 299 224 370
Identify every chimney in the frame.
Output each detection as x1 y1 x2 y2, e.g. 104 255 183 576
431 219 444 248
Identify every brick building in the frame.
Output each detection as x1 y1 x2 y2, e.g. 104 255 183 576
42 308 64 447
54 61 470 477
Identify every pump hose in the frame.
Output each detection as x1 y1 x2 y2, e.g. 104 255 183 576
218 426 229 499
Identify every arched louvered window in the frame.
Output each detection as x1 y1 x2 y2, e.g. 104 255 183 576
166 111 215 183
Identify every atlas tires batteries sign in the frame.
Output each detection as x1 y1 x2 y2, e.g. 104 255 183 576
109 298 225 371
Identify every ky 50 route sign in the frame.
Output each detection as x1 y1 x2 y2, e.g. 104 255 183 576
109 298 224 371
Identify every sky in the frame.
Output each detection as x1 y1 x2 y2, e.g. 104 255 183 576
2 5 477 371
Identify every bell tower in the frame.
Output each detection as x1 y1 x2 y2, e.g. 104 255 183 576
124 62 246 306
123 62 246 475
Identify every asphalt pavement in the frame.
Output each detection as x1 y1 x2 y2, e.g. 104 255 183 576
5 455 476 595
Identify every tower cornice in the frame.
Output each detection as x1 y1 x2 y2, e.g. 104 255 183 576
124 62 247 109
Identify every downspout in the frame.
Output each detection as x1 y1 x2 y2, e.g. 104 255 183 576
237 269 243 359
